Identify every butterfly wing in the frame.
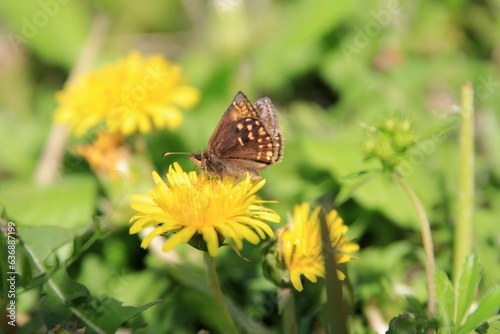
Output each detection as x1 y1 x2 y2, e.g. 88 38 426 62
206 91 258 156
253 97 280 137
253 97 284 163
221 115 280 165
195 91 283 178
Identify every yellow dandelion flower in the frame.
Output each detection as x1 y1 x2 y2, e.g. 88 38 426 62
74 131 130 179
129 163 280 257
278 203 359 291
54 51 200 137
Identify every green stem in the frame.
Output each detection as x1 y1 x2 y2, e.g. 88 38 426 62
396 177 436 319
22 243 106 333
453 82 475 284
319 209 349 334
280 287 297 334
204 253 238 334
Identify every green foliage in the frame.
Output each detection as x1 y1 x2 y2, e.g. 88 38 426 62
362 115 418 173
0 176 97 228
1 0 500 332
435 255 500 334
39 270 161 334
386 313 418 334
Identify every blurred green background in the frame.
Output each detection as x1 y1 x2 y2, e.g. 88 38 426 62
1 0 499 333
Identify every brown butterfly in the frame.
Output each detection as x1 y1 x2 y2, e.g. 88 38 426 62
164 92 283 179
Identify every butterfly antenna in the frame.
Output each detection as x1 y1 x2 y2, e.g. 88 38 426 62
162 152 191 159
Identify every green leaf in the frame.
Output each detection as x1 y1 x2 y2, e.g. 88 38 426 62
0 212 16 309
406 296 436 332
0 0 91 68
253 0 355 90
40 290 74 331
0 114 45 178
386 313 417 334
457 286 500 334
0 176 97 228
40 266 162 333
18 225 79 263
473 322 489 334
85 297 162 334
435 269 455 334
417 117 459 144
456 255 481 325
40 267 91 329
336 169 381 205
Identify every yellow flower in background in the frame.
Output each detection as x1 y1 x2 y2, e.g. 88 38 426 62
74 131 130 179
55 51 200 137
129 163 280 257
278 203 359 291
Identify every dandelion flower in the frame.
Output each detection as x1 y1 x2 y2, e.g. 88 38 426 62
129 163 280 257
74 131 130 179
54 51 200 137
278 203 358 291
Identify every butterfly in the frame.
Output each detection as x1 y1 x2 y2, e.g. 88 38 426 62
165 92 283 179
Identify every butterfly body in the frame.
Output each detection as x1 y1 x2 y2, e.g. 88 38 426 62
189 92 283 179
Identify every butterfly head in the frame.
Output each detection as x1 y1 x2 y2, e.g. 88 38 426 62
188 152 204 168
189 150 233 178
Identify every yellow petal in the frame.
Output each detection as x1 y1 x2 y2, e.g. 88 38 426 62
162 228 196 252
290 272 304 292
129 164 280 256
201 227 220 257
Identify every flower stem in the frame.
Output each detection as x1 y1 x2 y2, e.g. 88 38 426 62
280 287 297 334
453 82 475 284
204 253 238 334
396 177 436 319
